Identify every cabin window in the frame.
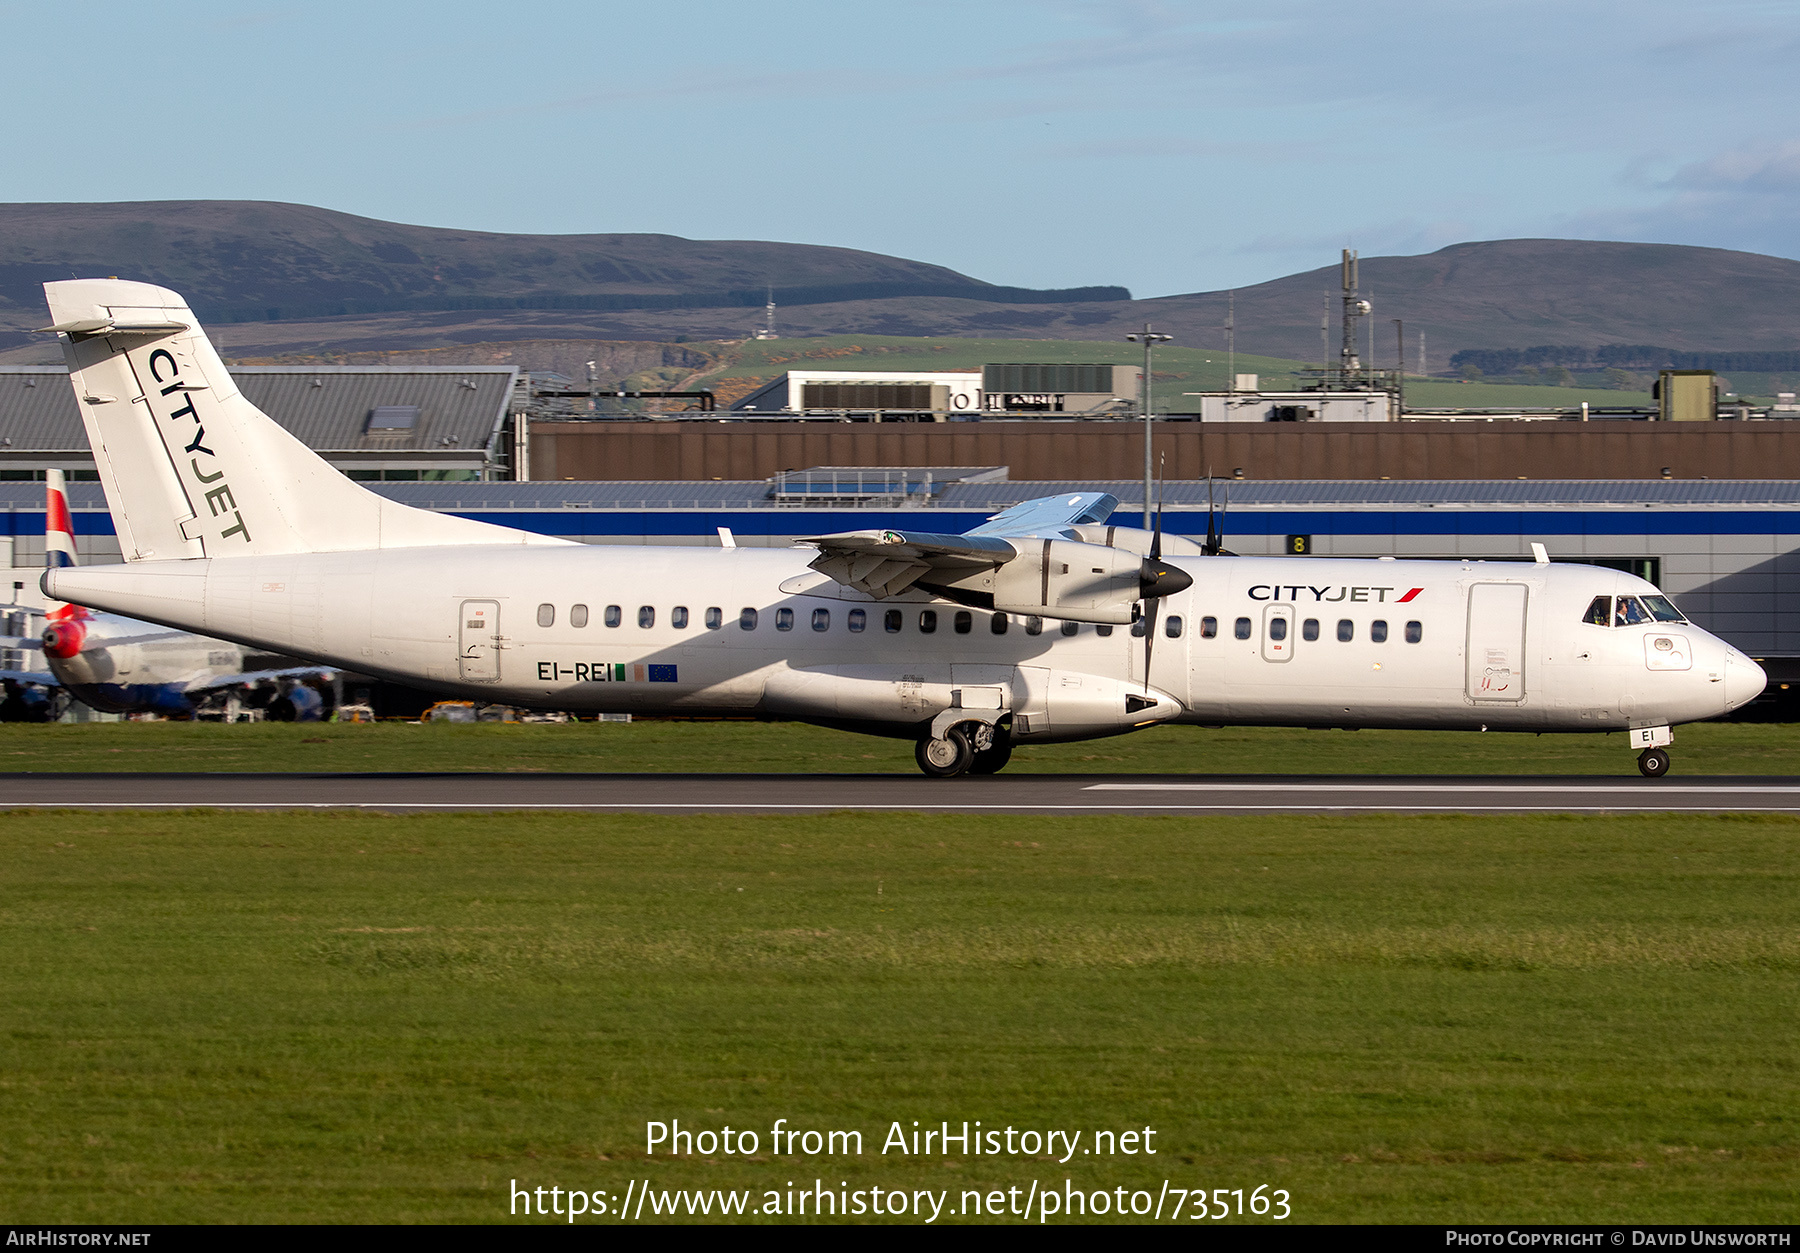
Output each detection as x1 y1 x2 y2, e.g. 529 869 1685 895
848 608 866 632
1302 617 1319 641
919 610 937 634
1371 619 1388 643
990 612 1008 635
1200 616 1217 639
570 604 589 628
1130 619 1147 637
884 609 902 633
1096 624 1114 637
953 610 972 634
1234 617 1252 640
671 606 689 629
1405 620 1423 643
1614 596 1650 627
812 608 830 632
638 606 655 628
1269 617 1288 641
605 605 622 628
775 607 795 631
537 603 555 628
1025 615 1043 636
1642 594 1686 623
1337 619 1353 642
739 607 758 630
1061 620 1079 636
705 606 723 630
1582 596 1611 626
1165 615 1183 638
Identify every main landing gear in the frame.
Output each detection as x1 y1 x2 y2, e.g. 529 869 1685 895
1637 747 1670 778
916 720 1011 778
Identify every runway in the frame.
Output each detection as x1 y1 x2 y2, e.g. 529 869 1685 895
3 772 1800 814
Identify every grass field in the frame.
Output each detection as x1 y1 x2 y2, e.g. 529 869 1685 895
1 719 1793 776
2 808 1796 1224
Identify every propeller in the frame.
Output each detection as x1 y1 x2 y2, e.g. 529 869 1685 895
1201 473 1235 557
1139 456 1173 696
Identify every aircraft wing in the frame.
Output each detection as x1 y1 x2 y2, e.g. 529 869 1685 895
182 665 337 694
1 636 43 651
797 492 1119 599
1 669 58 685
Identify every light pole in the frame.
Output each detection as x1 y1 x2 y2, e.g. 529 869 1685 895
1127 325 1172 528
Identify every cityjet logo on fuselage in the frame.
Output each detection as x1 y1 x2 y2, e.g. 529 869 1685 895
144 346 250 546
1249 584 1424 603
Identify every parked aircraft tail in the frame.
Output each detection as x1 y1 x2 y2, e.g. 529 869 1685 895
42 468 80 623
39 280 567 562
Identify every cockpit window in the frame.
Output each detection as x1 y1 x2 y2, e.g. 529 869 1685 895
1582 596 1610 626
1641 594 1686 623
1614 596 1651 627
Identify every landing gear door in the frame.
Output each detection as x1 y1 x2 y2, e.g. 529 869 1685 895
1012 665 1051 738
458 599 501 682
1466 583 1526 702
1260 603 1294 662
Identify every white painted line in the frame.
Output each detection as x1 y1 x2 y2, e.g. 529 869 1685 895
2 802 1799 813
1086 782 1800 794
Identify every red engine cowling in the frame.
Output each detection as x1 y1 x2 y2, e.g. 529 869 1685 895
42 619 87 659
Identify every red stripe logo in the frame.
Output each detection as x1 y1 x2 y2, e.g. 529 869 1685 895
1396 587 1424 603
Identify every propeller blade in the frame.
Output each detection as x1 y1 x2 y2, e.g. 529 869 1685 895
1150 452 1166 561
1204 474 1219 555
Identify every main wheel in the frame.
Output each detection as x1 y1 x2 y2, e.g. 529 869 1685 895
1638 747 1670 778
968 734 1014 775
916 727 974 778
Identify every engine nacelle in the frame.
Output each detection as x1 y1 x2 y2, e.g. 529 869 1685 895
983 540 1189 623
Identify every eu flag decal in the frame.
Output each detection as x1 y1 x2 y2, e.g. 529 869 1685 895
646 664 678 683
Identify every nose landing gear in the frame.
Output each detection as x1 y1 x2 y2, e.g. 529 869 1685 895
1637 747 1670 778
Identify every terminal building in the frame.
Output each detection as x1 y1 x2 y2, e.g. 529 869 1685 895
729 364 1141 416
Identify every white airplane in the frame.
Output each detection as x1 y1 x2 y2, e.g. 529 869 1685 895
1 468 329 717
36 279 1765 776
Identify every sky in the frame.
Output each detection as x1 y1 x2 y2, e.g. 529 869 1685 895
5 0 1800 298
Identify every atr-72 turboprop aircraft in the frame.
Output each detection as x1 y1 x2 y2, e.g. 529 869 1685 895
37 279 1764 776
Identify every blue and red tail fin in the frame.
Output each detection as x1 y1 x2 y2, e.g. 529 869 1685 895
44 469 82 622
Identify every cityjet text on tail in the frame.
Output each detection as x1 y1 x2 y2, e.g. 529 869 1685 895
38 279 1764 776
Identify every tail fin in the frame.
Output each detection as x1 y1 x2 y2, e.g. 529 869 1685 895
40 279 567 562
43 469 80 622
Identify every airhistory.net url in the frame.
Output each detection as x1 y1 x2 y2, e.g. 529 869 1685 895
510 1178 1293 1223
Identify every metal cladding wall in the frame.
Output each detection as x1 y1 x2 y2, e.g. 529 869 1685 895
530 419 1800 482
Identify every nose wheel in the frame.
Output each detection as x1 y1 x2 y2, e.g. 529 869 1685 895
1637 747 1670 778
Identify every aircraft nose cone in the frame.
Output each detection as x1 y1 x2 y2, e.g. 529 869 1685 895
1724 654 1767 713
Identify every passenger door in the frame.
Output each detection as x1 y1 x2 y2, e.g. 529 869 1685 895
1466 583 1526 702
458 599 501 682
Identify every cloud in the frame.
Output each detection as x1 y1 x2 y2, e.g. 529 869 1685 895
1667 140 1800 192
1553 140 1800 261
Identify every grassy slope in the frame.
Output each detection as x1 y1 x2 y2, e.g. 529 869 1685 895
1 808 1795 1223
685 335 1650 412
0 719 1791 776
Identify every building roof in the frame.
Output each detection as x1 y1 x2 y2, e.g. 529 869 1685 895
8 478 1794 516
0 366 518 456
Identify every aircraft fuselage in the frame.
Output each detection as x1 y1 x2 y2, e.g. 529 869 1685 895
46 542 1763 741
